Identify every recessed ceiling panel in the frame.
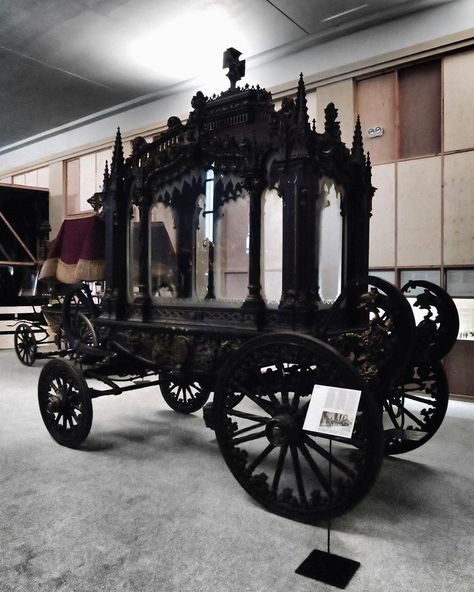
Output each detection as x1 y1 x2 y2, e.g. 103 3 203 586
0 48 132 147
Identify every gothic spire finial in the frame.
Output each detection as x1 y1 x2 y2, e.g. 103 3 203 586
111 127 124 174
102 160 110 191
351 115 365 164
366 151 372 183
295 72 309 128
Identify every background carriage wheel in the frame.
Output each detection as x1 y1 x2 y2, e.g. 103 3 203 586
38 359 93 448
62 284 99 351
383 360 449 455
14 323 37 366
160 379 211 414
213 333 384 524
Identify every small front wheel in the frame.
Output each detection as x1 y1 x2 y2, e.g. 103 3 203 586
14 323 37 366
160 378 211 414
38 359 92 448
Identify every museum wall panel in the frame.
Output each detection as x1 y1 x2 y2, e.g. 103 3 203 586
443 48 474 152
369 163 396 268
443 151 474 265
397 157 442 266
355 73 396 164
48 162 65 237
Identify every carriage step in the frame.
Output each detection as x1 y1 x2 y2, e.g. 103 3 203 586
203 403 216 431
384 428 428 442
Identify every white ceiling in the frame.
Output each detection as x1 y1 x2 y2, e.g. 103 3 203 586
0 0 455 150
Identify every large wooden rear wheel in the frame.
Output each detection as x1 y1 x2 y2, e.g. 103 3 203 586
213 333 384 524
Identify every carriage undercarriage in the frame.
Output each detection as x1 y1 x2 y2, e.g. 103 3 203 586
37 275 457 524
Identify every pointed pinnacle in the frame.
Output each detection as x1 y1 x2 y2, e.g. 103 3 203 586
102 160 110 191
295 73 309 128
352 115 365 163
111 127 124 174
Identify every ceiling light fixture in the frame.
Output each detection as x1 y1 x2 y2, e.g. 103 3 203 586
321 4 369 23
127 6 237 85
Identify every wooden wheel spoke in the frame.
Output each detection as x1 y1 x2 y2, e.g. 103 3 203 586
185 387 197 400
232 429 267 446
383 399 401 429
227 409 270 423
271 443 288 492
403 392 436 405
238 390 275 415
303 435 357 480
233 419 268 438
246 443 275 474
290 444 307 506
398 405 427 429
311 430 366 450
298 442 332 496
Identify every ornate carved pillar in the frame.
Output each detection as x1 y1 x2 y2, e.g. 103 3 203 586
133 187 152 319
243 173 265 309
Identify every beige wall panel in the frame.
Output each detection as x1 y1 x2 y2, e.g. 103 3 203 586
397 157 441 266
49 162 65 238
306 91 316 123
444 151 474 265
369 163 396 267
316 80 354 146
356 73 396 164
444 49 474 152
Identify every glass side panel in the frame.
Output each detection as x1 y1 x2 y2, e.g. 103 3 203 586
318 182 342 302
214 193 250 301
262 188 282 306
129 205 141 298
194 193 208 300
150 202 178 299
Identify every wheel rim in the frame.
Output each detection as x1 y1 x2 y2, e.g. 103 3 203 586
38 360 92 448
161 379 210 413
15 324 37 366
214 334 383 523
384 360 448 455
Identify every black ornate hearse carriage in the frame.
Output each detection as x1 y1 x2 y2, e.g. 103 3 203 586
37 50 459 524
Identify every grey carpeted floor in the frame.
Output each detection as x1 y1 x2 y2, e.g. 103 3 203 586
0 348 473 592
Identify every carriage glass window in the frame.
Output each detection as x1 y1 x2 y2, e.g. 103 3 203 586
262 188 282 305
195 170 250 302
129 205 140 298
317 180 343 302
150 202 177 300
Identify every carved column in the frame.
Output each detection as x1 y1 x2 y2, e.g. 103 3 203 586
134 188 152 319
243 173 265 309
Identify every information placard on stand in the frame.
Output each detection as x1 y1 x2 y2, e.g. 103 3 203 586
296 384 362 589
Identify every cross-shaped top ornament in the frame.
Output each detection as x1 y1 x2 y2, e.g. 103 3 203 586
223 47 246 90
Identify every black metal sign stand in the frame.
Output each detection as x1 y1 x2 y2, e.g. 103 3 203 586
295 439 361 589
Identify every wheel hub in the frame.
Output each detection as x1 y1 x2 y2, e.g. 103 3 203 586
48 387 67 412
265 414 300 446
